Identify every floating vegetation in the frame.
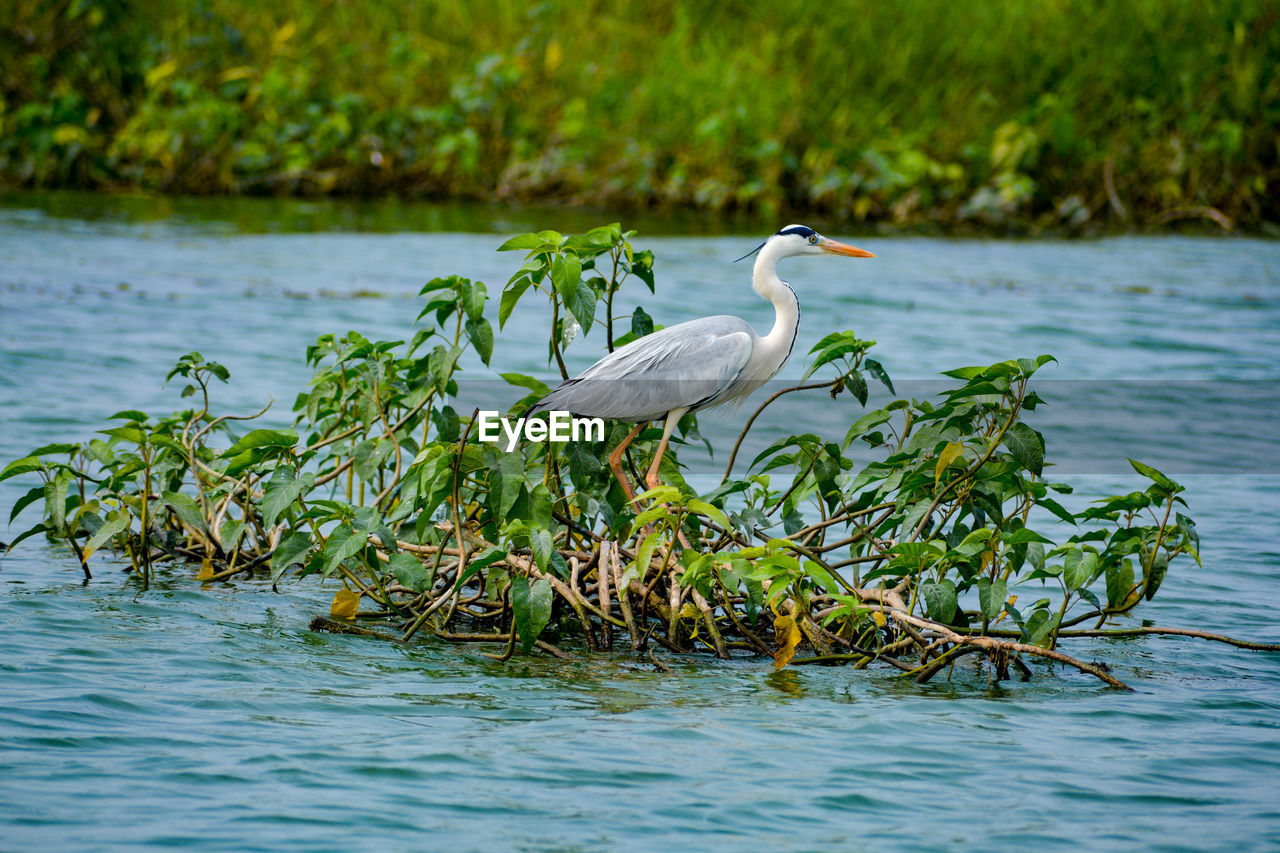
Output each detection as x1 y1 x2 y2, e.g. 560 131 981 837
4 225 1276 688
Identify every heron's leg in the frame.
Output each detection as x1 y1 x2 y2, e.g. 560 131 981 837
608 421 647 502
644 408 687 491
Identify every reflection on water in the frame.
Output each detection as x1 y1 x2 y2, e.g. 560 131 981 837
1 193 1278 851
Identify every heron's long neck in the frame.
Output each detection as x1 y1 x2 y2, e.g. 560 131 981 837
752 244 801 371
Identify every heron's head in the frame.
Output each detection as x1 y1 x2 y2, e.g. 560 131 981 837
736 224 875 262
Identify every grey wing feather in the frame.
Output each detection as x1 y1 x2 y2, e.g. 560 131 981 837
530 316 755 422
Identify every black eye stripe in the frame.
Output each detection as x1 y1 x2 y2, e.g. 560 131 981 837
776 225 816 238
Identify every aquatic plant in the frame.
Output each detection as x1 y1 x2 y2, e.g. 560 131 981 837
4 225 1275 689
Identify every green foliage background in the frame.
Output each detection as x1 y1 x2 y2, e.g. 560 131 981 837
2 0 1276 229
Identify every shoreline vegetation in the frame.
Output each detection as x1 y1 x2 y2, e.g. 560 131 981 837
2 1 1277 234
5 224 1278 689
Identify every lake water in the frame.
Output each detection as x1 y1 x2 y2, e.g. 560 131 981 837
2 194 1278 850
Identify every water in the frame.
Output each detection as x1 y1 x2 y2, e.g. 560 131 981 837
2 194 1279 851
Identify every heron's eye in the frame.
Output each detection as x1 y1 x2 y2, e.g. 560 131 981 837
808 235 817 244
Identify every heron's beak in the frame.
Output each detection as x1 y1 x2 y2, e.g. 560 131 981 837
820 237 875 258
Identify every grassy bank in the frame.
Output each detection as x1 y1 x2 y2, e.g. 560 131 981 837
1 0 1276 232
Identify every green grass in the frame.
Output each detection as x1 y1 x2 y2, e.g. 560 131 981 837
1 0 1276 231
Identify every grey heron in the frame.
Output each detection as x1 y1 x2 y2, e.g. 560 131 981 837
530 224 874 499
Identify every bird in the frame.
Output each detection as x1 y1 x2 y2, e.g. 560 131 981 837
529 224 874 500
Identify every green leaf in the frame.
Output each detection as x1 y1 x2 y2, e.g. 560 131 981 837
466 317 494 365
220 517 245 551
1037 497 1076 526
1024 609 1059 647
428 344 463 395
44 473 69 533
223 429 298 458
30 443 78 457
323 525 365 576
864 359 895 393
631 305 653 338
1002 422 1044 476
1063 549 1099 592
162 491 206 533
631 531 661 580
490 452 525 521
420 275 458 294
685 499 731 530
499 277 533 329
631 249 656 291
84 514 129 560
1105 559 1135 608
1001 527 1054 546
977 577 1008 620
844 410 892 445
148 434 187 456
1144 551 1169 600
451 547 506 593
804 561 841 595
500 372 551 396
497 232 546 251
419 295 456 324
99 426 146 445
920 580 958 623
1129 459 1182 494
270 531 313 584
1105 555 1136 607
461 279 487 322
107 410 149 422
261 469 314 530
389 552 431 593
511 575 554 654
551 253 583 297
844 371 869 405
1017 354 1057 376
530 527 553 573
352 441 381 484
527 484 554 530
553 257 594 335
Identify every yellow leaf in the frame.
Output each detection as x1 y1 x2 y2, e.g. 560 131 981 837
53 124 89 146
197 558 215 581
145 59 177 89
330 588 360 619
772 611 802 669
935 441 964 485
273 21 297 48
871 611 886 627
218 66 255 83
545 40 563 72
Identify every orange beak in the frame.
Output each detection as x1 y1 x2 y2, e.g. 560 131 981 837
820 237 875 258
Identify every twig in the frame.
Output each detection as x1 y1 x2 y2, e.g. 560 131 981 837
1103 155 1127 222
962 625 1280 652
1154 206 1234 232
720 381 834 482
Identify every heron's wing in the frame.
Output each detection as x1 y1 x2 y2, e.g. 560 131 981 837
531 316 754 422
